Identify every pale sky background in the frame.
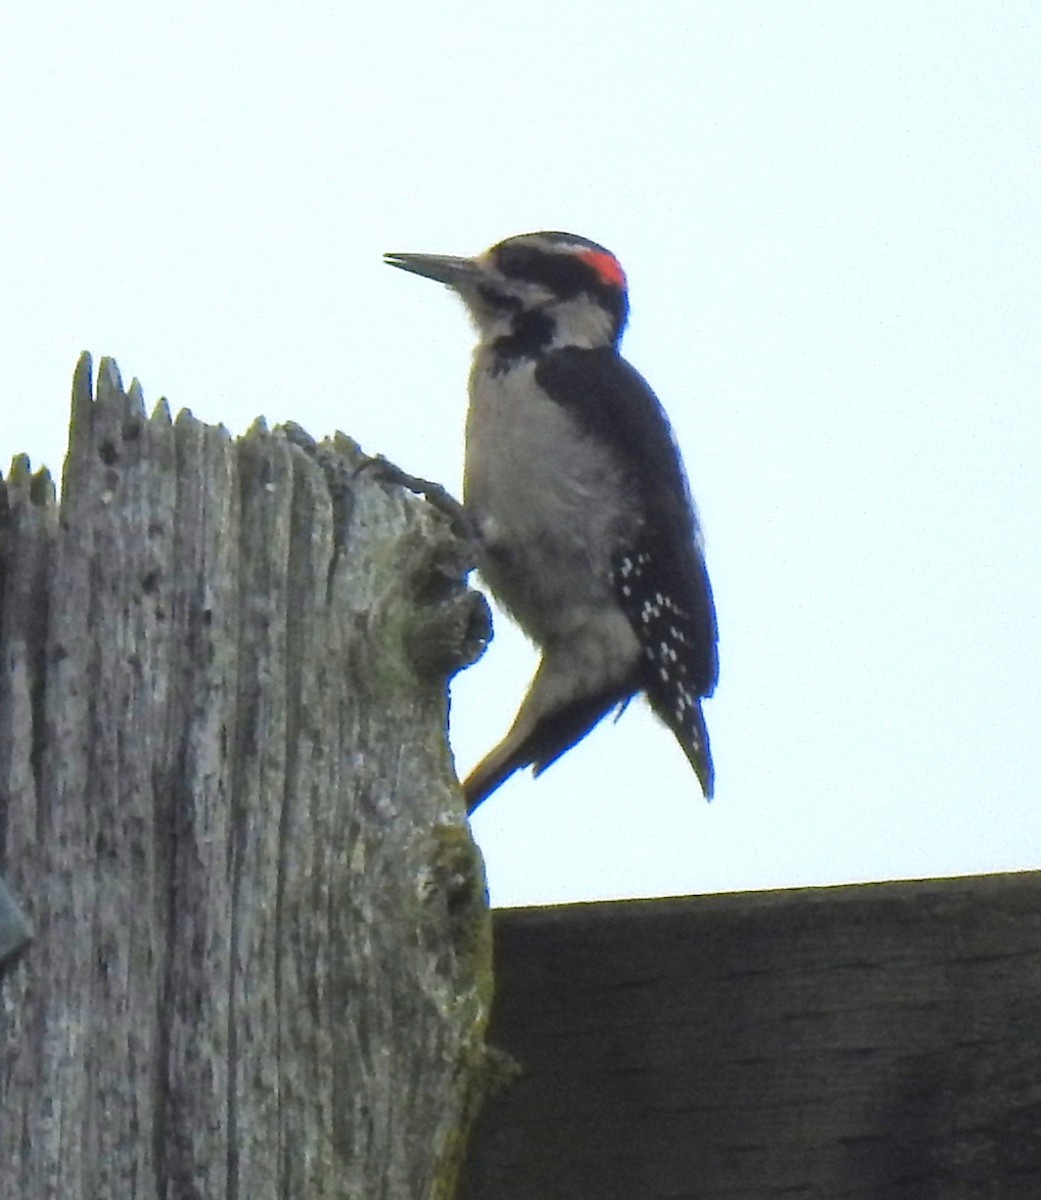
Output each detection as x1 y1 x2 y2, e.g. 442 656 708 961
3 4 1039 907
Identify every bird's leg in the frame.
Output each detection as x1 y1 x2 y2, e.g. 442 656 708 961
353 455 479 545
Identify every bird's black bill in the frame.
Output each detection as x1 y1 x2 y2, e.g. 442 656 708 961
383 251 478 287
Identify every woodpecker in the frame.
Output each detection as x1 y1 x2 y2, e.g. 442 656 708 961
384 231 717 811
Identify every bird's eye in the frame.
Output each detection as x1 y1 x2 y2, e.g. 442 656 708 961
495 244 541 280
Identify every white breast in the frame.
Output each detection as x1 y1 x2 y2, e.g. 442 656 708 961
463 352 642 646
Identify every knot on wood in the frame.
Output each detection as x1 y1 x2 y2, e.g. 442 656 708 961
405 557 493 682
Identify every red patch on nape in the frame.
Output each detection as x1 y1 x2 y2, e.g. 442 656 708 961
577 248 626 291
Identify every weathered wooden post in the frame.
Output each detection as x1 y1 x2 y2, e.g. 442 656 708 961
0 354 493 1199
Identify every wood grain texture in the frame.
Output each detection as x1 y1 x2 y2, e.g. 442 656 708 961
0 354 492 1200
463 872 1041 1200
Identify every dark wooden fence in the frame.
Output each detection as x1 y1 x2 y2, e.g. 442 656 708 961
463 871 1041 1199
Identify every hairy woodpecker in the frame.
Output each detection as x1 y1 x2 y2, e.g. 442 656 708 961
384 231 718 811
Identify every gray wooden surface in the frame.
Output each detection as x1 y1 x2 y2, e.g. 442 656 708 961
0 353 492 1200
463 871 1041 1200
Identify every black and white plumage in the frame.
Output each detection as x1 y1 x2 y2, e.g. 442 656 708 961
384 232 718 811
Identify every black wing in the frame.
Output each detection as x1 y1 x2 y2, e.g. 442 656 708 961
536 347 718 796
535 346 718 693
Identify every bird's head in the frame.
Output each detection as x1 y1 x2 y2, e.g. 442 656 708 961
385 231 629 357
